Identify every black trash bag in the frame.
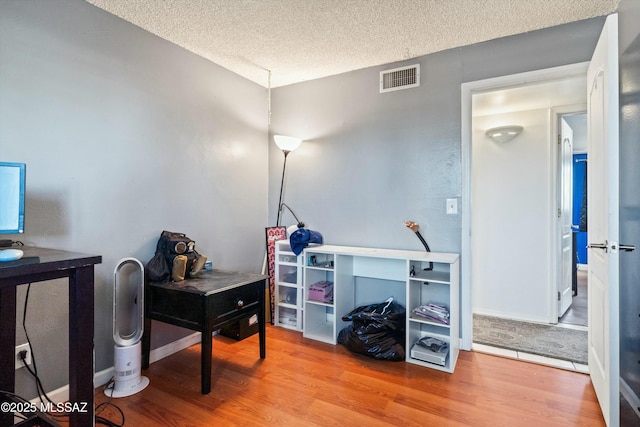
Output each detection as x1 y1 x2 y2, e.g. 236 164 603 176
338 298 406 361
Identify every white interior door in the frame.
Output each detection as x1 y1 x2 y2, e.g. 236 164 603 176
558 118 573 317
587 13 619 427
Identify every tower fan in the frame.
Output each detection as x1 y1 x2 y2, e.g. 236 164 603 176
106 257 150 397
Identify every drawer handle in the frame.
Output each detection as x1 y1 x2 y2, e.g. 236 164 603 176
237 300 244 308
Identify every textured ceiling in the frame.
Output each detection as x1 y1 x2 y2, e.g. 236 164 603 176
85 0 619 88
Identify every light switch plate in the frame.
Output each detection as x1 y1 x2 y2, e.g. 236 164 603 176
446 198 457 215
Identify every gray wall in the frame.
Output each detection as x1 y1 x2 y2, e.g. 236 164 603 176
618 0 640 415
0 0 268 398
270 18 604 255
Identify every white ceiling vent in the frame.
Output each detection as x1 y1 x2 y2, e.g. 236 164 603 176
380 64 420 93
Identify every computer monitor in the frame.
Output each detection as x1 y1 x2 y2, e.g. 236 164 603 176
0 162 26 234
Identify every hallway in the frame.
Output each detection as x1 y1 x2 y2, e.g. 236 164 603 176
560 269 588 327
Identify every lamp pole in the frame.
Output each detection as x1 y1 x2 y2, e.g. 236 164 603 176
276 150 290 226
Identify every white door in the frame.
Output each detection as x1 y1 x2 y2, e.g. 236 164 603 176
558 118 573 317
587 14 619 427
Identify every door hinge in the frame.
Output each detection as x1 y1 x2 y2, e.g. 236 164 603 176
558 134 562 145
558 291 561 301
558 208 561 218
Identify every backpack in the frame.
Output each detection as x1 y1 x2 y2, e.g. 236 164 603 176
145 230 201 282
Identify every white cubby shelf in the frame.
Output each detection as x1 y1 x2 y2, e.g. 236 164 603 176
274 242 459 373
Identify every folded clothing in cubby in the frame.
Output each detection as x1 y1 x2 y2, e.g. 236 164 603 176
308 281 333 303
411 303 450 325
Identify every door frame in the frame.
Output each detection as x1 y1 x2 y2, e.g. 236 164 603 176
460 62 589 350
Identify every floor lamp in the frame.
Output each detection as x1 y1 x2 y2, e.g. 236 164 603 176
274 135 302 226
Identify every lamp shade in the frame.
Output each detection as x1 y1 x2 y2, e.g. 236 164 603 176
274 135 302 152
485 125 523 143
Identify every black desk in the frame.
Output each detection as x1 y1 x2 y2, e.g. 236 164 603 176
0 246 101 427
142 269 268 394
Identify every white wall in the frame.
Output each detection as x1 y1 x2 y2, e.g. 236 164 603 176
471 109 552 322
0 0 268 399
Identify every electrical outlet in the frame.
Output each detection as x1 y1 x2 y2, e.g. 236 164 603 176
15 343 32 370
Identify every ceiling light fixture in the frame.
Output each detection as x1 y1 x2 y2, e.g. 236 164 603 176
485 125 523 143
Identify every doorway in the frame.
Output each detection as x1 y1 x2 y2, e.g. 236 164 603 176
467 85 589 365
460 62 591 352
559 112 588 328
470 79 587 324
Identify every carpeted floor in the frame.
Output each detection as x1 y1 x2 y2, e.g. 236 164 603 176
473 314 588 364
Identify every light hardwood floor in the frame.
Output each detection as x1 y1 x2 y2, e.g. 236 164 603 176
94 325 605 426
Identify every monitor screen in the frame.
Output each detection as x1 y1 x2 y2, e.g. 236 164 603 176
0 162 26 234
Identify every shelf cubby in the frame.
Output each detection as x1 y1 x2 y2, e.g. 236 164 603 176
274 241 304 331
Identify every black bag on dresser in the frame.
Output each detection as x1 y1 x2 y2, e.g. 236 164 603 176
146 230 199 282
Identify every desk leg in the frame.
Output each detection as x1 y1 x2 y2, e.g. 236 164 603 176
0 286 17 427
68 266 95 427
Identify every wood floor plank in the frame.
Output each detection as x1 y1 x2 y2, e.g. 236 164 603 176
93 325 605 426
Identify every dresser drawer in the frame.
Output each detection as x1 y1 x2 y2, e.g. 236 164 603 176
208 281 261 324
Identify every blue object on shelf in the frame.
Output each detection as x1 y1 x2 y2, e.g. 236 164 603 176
290 228 323 256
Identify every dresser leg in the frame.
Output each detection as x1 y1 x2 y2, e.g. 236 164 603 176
201 330 212 394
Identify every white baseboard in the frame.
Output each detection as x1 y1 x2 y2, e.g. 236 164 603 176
148 332 202 365
29 383 70 405
94 366 116 389
31 332 202 404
